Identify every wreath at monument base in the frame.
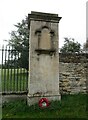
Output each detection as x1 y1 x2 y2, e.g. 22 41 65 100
38 98 50 108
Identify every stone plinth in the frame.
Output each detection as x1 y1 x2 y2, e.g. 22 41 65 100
27 11 61 106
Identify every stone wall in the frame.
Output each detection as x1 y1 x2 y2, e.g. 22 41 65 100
59 53 87 94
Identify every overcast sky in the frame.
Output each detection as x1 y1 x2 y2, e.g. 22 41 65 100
0 0 86 48
86 1 88 38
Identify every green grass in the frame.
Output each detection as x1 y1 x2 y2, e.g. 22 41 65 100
1 69 28 92
2 94 88 118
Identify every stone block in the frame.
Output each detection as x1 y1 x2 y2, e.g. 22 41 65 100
28 11 61 106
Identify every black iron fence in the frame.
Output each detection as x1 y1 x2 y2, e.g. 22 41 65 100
0 45 28 94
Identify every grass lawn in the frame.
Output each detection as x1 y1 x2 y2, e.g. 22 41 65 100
1 69 28 92
2 94 88 119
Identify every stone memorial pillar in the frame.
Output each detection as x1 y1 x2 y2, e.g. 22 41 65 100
27 11 61 106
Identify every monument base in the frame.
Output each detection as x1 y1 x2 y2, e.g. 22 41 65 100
27 94 61 106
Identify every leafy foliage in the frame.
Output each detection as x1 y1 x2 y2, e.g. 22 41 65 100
8 16 29 70
60 38 81 53
83 38 88 52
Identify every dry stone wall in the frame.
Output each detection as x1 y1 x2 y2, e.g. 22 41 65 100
59 53 87 94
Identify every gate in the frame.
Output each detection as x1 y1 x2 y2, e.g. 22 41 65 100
0 45 28 94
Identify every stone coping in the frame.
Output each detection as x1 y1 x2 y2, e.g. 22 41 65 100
2 95 27 103
28 11 62 23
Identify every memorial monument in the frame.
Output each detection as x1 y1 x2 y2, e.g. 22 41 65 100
27 11 62 106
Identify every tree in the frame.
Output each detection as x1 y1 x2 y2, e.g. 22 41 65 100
60 37 81 53
8 16 29 70
83 38 88 52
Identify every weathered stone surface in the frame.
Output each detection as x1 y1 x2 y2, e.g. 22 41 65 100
28 11 61 105
59 60 87 94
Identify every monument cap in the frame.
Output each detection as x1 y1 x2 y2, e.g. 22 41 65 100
28 11 62 23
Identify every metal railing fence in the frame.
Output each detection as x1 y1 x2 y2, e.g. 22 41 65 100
0 45 28 94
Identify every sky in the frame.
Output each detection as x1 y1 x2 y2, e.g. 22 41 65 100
0 0 87 48
86 1 88 38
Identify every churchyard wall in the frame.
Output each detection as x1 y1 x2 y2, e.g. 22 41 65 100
59 53 87 94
